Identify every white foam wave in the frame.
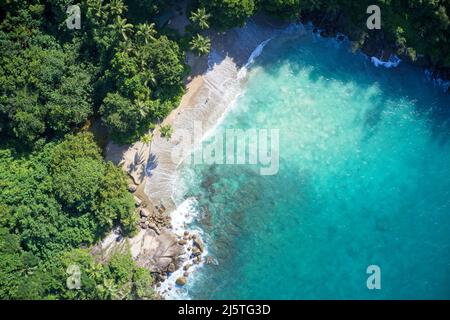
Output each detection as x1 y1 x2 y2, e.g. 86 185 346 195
237 38 272 80
371 54 401 68
207 50 224 71
156 197 208 300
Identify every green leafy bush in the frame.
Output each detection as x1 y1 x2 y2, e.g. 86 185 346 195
160 124 173 139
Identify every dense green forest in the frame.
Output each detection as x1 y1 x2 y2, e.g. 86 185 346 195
0 0 449 300
0 0 184 299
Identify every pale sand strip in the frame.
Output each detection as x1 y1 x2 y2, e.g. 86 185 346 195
163 75 205 127
145 56 241 210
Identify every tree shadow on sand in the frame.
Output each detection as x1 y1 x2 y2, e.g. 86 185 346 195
145 153 158 178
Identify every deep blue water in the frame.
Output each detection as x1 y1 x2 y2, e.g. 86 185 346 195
177 30 450 299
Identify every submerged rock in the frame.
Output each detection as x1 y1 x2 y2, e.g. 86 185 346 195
156 203 166 214
205 256 219 265
176 277 187 286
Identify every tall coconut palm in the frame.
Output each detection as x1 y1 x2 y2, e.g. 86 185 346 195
190 8 211 30
118 39 134 54
135 99 150 119
87 0 105 22
107 0 127 17
136 23 157 44
112 16 133 41
115 282 132 300
141 133 153 145
189 34 211 56
139 132 153 154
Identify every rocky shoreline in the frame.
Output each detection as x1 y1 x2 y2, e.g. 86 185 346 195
299 12 450 91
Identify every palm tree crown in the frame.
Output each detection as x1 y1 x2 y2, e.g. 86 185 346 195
189 34 211 56
136 23 157 44
190 8 211 30
112 16 133 41
108 0 127 17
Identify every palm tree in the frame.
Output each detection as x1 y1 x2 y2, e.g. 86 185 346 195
140 132 153 154
135 99 150 119
141 133 153 145
118 39 134 54
88 262 104 282
189 34 211 56
107 0 127 17
136 23 157 44
116 282 132 300
134 50 157 86
190 8 211 30
141 69 157 87
160 124 173 139
112 16 133 41
136 132 153 161
87 0 105 22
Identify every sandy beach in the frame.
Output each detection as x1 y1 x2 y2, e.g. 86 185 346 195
144 16 287 211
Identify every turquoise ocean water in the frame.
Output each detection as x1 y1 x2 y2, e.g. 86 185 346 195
175 29 450 299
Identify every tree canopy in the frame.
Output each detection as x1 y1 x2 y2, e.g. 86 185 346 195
0 132 150 300
0 133 137 258
200 0 256 30
0 30 93 147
